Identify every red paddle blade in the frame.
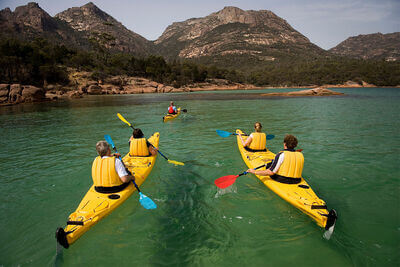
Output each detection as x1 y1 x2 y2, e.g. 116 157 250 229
214 175 239 189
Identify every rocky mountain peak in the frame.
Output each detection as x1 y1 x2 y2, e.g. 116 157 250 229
214 6 278 26
8 2 57 32
55 2 152 55
329 32 400 61
155 6 323 68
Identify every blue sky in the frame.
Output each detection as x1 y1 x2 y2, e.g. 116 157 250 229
1 0 399 49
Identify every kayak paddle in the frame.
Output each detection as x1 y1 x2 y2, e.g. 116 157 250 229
215 164 267 189
117 113 184 166
117 113 134 130
154 149 184 166
104 134 157 210
216 130 275 140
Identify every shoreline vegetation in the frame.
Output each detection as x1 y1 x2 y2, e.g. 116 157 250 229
0 38 398 106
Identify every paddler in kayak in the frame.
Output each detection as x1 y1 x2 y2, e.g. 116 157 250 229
168 101 178 115
129 128 157 156
247 134 304 184
92 141 135 193
238 122 267 152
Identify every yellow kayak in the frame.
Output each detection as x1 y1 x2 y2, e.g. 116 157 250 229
163 107 181 122
236 129 336 230
56 132 159 248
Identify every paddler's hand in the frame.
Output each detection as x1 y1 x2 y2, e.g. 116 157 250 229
113 153 121 158
247 168 256 174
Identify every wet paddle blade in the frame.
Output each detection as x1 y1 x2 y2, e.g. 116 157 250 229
168 159 184 166
214 175 239 189
266 134 275 140
117 113 132 127
216 130 232 138
182 109 187 112
104 134 115 149
139 192 157 209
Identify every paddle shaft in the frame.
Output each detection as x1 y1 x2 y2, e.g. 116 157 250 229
154 147 168 160
240 163 266 176
111 147 142 193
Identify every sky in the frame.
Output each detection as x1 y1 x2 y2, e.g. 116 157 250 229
0 0 399 50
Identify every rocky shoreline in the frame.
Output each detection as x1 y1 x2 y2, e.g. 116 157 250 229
0 71 384 106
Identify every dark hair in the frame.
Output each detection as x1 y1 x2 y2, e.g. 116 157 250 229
133 128 144 138
284 134 298 149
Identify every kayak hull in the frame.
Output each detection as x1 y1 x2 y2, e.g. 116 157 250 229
236 129 335 229
163 108 181 122
56 132 159 248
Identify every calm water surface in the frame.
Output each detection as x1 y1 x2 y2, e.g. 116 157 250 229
0 88 399 266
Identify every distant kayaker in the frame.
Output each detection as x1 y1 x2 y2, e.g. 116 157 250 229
129 128 157 156
168 101 178 114
238 122 267 152
247 134 304 184
92 141 135 193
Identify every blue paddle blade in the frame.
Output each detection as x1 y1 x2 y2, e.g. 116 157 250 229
216 130 232 138
266 134 275 140
104 134 115 149
139 192 157 209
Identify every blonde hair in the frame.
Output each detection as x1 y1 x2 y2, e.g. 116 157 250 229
96 141 110 157
254 122 262 132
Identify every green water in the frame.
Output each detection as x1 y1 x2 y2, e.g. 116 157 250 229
0 88 399 266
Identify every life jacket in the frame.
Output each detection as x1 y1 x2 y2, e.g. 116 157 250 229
247 132 267 151
275 150 304 179
129 137 150 156
92 156 123 187
168 106 175 114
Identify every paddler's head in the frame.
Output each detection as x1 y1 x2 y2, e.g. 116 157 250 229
284 134 298 150
170 101 174 106
254 122 262 132
96 141 111 156
132 128 144 139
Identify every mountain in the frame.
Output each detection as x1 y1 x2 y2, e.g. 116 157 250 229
154 6 328 69
55 2 152 55
329 32 400 61
0 2 87 46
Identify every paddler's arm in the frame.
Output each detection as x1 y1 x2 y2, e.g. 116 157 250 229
248 152 283 176
120 173 135 183
147 141 157 156
238 133 252 147
247 168 275 176
115 157 135 183
149 145 157 156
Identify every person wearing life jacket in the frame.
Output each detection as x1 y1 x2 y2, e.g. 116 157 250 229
238 122 267 152
247 134 304 184
168 101 177 114
128 128 157 157
92 140 135 193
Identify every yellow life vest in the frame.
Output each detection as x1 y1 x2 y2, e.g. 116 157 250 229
129 137 150 156
91 156 123 187
276 150 304 178
248 132 266 150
